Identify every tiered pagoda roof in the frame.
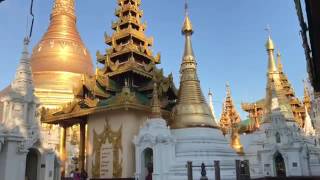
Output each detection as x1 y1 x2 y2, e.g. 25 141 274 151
42 0 177 124
219 84 241 135
217 84 244 153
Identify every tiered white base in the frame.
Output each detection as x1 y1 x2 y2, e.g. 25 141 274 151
166 128 238 180
134 121 239 180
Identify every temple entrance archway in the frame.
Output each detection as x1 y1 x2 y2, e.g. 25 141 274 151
25 148 40 180
274 151 286 177
141 148 153 180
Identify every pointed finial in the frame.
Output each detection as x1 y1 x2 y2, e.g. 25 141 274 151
264 26 277 73
24 37 30 46
265 24 272 37
150 83 161 118
182 0 193 35
277 49 281 57
277 49 283 72
226 82 231 97
265 25 274 50
208 88 212 95
303 79 310 100
184 0 189 16
23 37 30 53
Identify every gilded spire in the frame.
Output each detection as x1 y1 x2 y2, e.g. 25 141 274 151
181 0 196 69
172 2 217 129
220 85 244 153
266 43 277 73
150 83 161 118
265 30 280 112
277 50 283 72
30 0 93 108
264 33 294 123
220 83 241 134
51 0 76 19
264 26 277 74
265 36 275 51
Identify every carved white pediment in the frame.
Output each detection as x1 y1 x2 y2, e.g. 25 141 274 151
139 133 156 145
135 118 175 147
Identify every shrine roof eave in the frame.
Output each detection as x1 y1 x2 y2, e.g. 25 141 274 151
110 49 156 63
108 67 153 79
42 103 149 124
42 103 171 125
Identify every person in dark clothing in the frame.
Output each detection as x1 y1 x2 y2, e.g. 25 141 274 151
145 163 153 180
80 170 88 180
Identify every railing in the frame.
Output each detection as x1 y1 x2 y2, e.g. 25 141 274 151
186 161 221 180
186 160 250 180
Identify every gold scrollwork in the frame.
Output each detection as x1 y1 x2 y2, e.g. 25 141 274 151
91 120 123 178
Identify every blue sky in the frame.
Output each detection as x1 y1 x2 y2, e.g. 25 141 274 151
0 0 307 119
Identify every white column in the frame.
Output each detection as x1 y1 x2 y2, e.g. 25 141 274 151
0 136 28 180
43 151 56 180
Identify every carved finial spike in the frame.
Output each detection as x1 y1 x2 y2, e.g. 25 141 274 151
24 37 30 45
265 24 272 37
182 0 193 34
185 0 189 16
226 82 231 97
150 83 161 118
277 49 283 72
265 25 275 50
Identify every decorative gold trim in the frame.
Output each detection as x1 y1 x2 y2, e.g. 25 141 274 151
91 120 123 178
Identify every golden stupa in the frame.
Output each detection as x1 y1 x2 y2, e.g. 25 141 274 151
31 0 93 108
171 11 218 129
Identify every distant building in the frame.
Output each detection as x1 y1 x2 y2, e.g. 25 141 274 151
240 35 320 178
